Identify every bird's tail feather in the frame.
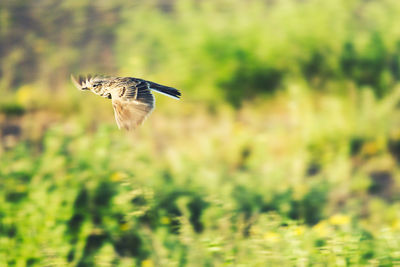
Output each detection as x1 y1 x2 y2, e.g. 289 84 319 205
149 82 181 100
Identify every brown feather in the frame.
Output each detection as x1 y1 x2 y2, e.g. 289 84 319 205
112 99 154 130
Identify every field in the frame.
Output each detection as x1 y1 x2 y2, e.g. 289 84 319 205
1 0 400 266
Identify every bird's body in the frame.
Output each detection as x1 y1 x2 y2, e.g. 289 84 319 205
71 75 180 130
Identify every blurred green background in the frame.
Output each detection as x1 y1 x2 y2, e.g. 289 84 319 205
1 0 400 266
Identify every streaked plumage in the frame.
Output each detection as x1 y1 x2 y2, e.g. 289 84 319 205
71 74 181 130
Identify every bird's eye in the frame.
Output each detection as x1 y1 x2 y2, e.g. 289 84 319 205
93 84 98 87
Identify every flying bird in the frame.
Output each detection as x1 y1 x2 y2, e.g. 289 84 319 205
71 75 181 130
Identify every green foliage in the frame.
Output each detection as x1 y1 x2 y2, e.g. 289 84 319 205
2 0 400 105
1 87 400 265
111 0 400 104
0 103 25 116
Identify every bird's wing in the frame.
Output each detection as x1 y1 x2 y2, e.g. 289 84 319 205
111 81 155 130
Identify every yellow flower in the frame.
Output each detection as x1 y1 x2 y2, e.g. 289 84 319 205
141 259 154 267
15 185 26 192
293 226 305 236
161 216 170 225
391 219 400 230
263 231 280 243
119 223 130 231
16 85 34 106
312 220 330 237
329 214 350 226
362 142 379 156
110 172 125 182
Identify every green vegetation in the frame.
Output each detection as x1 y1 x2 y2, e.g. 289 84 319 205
1 0 400 266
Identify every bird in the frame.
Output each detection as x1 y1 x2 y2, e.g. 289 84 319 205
71 74 181 130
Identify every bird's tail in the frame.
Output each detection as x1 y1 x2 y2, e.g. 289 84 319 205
149 82 181 100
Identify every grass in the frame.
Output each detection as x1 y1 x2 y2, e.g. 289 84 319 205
1 85 400 266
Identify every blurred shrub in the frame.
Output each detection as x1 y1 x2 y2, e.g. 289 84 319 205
0 0 120 90
115 0 400 105
219 53 283 107
0 103 25 116
2 0 400 106
340 33 392 97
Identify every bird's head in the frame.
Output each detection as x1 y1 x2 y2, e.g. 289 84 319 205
71 74 107 93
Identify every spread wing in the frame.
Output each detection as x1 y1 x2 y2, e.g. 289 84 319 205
111 80 155 130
